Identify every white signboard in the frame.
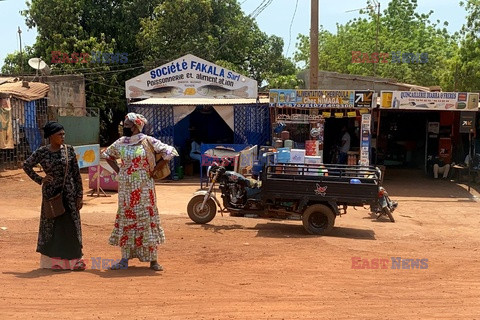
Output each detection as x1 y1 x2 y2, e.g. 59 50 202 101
73 144 100 169
380 91 479 111
126 54 257 99
359 114 371 166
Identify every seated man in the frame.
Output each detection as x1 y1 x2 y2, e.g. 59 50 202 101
189 140 202 162
433 156 451 179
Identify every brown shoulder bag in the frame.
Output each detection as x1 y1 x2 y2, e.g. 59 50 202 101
142 138 171 180
44 145 69 219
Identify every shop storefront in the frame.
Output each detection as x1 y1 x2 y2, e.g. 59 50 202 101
378 91 479 172
268 89 376 165
125 54 270 174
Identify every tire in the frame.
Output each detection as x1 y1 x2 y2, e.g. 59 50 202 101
383 206 395 223
302 204 336 235
187 195 217 224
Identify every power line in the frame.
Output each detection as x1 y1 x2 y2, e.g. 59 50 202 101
85 78 125 90
85 90 124 101
286 0 299 56
249 0 274 19
76 66 145 76
50 61 145 73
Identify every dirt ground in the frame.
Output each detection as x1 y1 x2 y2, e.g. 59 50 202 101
0 167 479 319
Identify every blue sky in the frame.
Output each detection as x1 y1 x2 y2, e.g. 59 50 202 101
0 0 467 71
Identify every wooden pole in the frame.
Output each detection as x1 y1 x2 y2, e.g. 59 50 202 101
310 0 319 89
18 27 23 73
375 109 381 164
96 163 101 196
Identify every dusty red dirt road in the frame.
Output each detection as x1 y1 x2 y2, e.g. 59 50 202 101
1 168 479 319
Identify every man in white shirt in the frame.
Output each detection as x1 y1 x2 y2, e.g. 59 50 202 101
338 125 351 164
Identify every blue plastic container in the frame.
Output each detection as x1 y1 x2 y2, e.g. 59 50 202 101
252 160 263 176
275 147 291 163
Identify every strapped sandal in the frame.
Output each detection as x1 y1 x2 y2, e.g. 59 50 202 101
109 258 129 270
150 261 164 271
73 260 86 271
51 264 67 271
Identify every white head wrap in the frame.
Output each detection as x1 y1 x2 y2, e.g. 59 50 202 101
125 112 148 132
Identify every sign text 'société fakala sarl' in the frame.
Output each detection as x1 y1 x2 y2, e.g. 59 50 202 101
124 54 258 99
147 59 241 88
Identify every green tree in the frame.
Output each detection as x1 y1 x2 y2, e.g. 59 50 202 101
7 0 298 143
138 0 296 85
293 0 458 88
451 0 480 91
20 0 163 144
1 46 36 74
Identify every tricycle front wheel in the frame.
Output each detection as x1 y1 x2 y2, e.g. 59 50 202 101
187 195 217 224
302 204 335 235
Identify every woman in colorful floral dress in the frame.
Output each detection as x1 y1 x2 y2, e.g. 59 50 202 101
23 121 85 271
103 113 177 271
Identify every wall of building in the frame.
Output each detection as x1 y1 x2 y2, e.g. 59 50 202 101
28 74 86 110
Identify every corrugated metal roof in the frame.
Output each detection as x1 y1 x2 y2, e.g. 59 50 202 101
131 97 269 105
0 77 16 85
0 81 49 102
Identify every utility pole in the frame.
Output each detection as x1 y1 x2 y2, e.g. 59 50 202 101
309 0 319 89
18 26 23 73
372 0 380 77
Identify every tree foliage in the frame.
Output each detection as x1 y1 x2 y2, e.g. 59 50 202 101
137 0 295 85
4 0 298 143
1 46 36 74
19 0 165 144
294 0 460 88
453 0 480 91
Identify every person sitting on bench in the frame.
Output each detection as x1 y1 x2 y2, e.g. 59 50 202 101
432 156 451 179
189 140 202 162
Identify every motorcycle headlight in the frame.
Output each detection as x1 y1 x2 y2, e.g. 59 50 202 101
207 166 213 178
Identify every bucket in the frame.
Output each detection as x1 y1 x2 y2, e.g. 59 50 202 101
284 139 294 149
274 139 283 148
176 166 184 180
252 160 262 176
280 130 290 140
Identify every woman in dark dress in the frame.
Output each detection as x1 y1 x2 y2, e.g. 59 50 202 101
23 122 85 271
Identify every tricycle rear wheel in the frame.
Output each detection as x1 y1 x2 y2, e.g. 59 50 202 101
302 204 335 235
187 195 217 224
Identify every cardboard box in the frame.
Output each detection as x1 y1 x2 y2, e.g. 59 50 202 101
305 140 320 156
88 162 118 191
304 165 329 176
304 155 323 164
290 149 305 164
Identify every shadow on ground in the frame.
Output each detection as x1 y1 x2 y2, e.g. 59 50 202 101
189 221 376 240
382 168 479 199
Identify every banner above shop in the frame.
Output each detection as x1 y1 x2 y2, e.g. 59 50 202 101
380 91 479 111
125 54 258 99
269 89 376 109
